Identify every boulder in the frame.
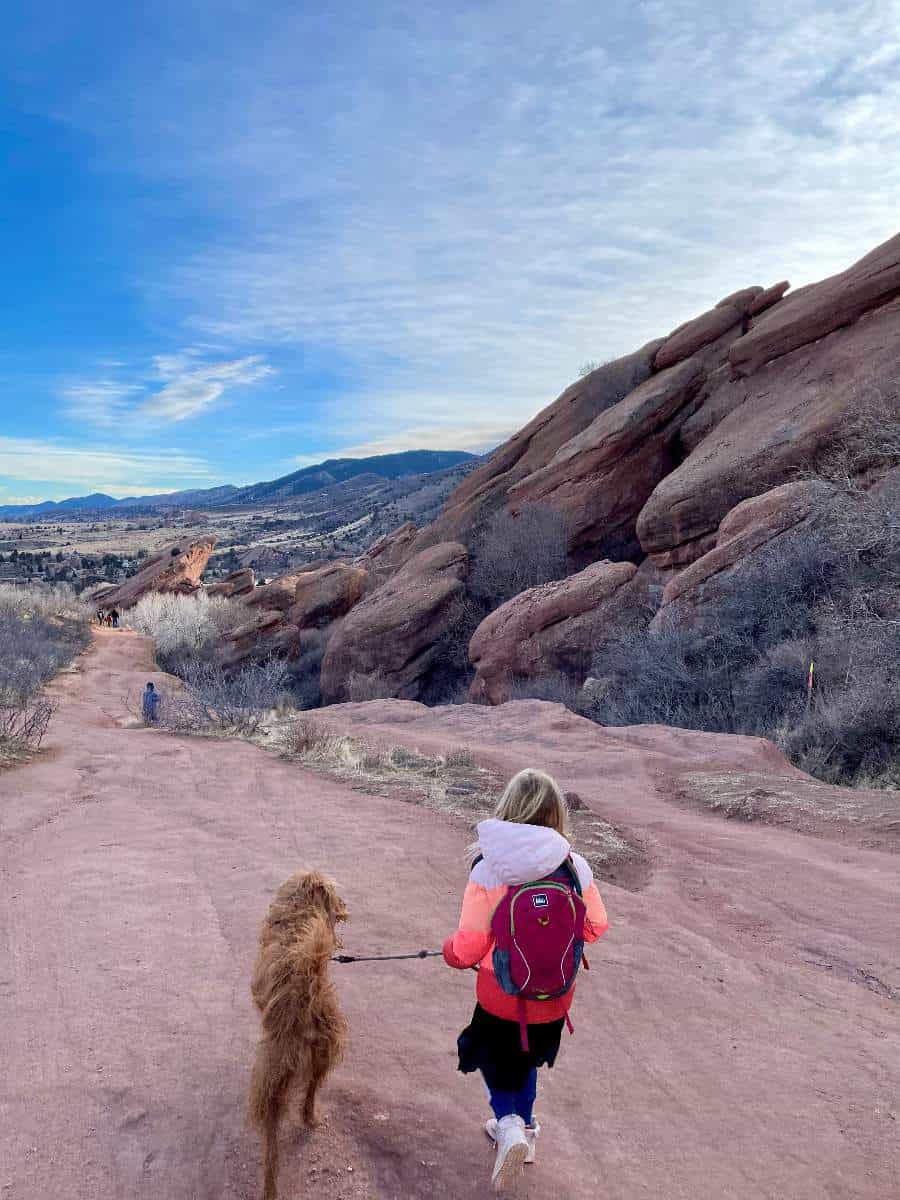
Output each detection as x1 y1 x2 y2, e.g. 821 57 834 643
748 280 790 316
357 521 418 582
655 480 836 623
468 560 638 704
653 304 743 371
508 357 706 561
287 562 369 628
637 295 900 565
220 561 368 670
409 340 663 550
241 569 312 613
99 536 215 609
207 568 255 599
220 610 297 669
729 233 900 376
320 542 468 703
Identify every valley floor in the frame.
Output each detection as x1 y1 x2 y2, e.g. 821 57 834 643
1 630 897 1199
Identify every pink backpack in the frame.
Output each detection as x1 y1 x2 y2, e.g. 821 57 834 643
489 858 587 1051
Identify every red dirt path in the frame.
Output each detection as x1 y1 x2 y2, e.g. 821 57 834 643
1 629 898 1199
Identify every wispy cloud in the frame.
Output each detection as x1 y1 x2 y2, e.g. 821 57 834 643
156 0 900 452
0 437 213 495
10 0 900 465
62 350 274 428
149 352 274 422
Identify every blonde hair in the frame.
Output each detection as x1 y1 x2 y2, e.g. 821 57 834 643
467 768 569 863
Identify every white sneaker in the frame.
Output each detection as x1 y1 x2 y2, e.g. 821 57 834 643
489 1115 529 1188
485 1117 540 1164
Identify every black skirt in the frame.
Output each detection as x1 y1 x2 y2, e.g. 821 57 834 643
457 1004 565 1091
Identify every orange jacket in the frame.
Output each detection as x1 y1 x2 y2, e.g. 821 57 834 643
443 819 608 1023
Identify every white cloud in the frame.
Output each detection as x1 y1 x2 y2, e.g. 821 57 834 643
0 437 213 495
31 0 900 455
157 0 900 444
148 352 274 422
62 351 275 427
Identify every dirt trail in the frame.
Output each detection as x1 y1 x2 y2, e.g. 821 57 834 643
1 630 898 1200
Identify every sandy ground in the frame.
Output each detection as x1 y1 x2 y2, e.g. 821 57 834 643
1 629 898 1200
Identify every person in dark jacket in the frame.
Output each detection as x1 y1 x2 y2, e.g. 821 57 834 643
142 682 161 724
110 609 119 628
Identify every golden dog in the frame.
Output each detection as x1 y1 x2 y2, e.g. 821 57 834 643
249 871 348 1200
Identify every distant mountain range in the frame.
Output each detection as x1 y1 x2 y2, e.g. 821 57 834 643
0 450 475 518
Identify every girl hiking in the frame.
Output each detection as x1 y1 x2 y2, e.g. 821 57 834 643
443 768 608 1191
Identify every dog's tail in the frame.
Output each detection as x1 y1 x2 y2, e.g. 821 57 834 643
250 1037 290 1200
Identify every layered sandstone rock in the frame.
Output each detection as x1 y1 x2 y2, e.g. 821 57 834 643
101 537 215 609
221 560 369 670
207 568 255 599
637 295 900 565
468 560 638 704
320 542 468 702
509 357 706 560
242 570 313 613
729 233 900 376
357 520 418 583
654 480 836 624
288 562 369 628
411 341 663 550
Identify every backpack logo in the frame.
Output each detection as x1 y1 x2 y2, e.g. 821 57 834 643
531 893 549 909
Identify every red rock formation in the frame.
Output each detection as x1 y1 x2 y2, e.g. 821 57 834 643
729 233 900 376
468 560 638 704
410 341 662 551
654 304 744 371
357 520 418 583
207 568 255 599
288 562 369 628
100 537 215 609
320 542 468 702
508 357 706 560
637 295 900 564
241 570 313 613
654 480 836 624
221 560 369 670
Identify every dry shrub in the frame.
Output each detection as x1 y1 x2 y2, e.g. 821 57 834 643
444 746 475 768
128 591 245 670
344 669 394 702
469 504 569 610
158 658 291 735
587 489 900 787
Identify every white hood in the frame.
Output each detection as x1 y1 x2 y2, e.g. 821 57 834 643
474 818 573 886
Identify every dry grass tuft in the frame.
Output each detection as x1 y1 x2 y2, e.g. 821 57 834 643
278 716 650 889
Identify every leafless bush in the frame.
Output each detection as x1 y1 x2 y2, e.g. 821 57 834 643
0 696 55 752
802 393 900 490
0 584 90 704
578 360 606 378
284 628 328 709
158 658 291 735
128 592 244 670
469 504 569 610
344 669 394 702
507 672 589 712
444 746 475 768
586 505 900 786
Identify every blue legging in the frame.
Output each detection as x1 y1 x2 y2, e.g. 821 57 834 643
481 1064 538 1124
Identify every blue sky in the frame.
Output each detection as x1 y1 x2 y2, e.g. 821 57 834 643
1 0 898 502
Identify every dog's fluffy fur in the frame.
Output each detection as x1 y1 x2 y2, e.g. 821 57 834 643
249 870 349 1200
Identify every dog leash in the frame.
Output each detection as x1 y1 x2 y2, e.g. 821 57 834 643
331 949 443 964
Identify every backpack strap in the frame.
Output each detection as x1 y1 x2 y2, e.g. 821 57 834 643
559 855 583 896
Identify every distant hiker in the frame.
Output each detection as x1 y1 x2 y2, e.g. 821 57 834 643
96 609 104 625
110 608 119 628
142 681 161 724
443 769 608 1191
